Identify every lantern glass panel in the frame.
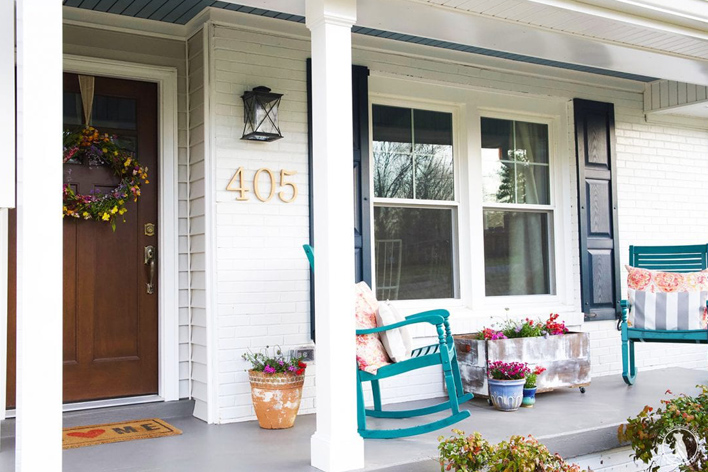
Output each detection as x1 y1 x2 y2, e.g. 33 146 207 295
241 87 283 141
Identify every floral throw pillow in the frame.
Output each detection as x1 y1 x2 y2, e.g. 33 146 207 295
626 265 708 329
354 281 391 374
626 265 708 292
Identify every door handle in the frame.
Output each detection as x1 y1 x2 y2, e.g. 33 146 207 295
144 245 156 295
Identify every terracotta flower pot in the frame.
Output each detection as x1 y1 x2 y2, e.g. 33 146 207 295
248 370 305 429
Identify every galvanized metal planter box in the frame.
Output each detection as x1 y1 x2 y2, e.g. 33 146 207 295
454 332 591 396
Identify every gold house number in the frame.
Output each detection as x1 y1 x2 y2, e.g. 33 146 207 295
226 167 298 203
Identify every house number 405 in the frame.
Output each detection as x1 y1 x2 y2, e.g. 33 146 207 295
226 167 298 203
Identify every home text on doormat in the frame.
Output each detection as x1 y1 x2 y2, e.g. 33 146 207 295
63 418 182 449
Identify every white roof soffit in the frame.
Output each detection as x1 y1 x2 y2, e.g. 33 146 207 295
226 0 708 86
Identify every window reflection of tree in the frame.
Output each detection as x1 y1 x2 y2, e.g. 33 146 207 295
414 144 454 201
374 142 453 201
373 141 413 199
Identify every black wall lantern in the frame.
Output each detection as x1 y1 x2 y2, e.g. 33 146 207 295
241 86 284 142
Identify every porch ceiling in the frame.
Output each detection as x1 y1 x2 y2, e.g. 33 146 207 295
425 0 708 61
64 0 708 86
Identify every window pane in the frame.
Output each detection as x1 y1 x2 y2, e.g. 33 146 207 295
373 151 413 199
63 92 83 126
64 93 137 130
91 95 137 130
482 154 514 204
481 117 549 204
414 144 454 201
516 164 549 205
515 121 548 164
483 210 551 296
373 105 412 147
414 109 452 145
374 207 454 300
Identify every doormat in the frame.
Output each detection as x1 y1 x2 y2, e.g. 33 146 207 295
63 418 182 449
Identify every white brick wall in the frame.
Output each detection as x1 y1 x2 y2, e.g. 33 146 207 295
585 114 708 379
205 18 707 423
210 24 315 422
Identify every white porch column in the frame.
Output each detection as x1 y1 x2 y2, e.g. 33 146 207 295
0 0 15 426
15 0 63 471
306 0 365 471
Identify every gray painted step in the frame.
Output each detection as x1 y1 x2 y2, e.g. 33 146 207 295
1 399 194 439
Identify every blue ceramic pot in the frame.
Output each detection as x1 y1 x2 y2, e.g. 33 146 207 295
488 378 525 411
522 387 537 408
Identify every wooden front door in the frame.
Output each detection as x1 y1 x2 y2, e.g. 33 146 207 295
6 73 159 406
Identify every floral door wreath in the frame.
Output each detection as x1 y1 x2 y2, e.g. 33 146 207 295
62 75 149 230
63 127 149 230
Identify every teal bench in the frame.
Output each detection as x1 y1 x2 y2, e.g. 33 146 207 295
303 244 473 439
620 244 708 385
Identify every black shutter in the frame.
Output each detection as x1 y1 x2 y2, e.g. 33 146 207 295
306 61 371 340
352 65 372 286
574 98 621 321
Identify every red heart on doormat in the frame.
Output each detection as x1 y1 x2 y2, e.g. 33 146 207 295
67 429 105 439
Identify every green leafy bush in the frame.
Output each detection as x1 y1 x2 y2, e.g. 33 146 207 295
618 385 708 472
438 430 584 472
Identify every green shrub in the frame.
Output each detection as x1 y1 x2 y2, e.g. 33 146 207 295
438 430 584 472
618 385 708 472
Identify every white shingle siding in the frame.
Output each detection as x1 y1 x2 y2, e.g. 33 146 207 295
187 28 210 421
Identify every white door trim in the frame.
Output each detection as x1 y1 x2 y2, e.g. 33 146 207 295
0 209 8 420
63 54 181 403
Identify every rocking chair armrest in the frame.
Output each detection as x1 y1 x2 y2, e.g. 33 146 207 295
620 300 630 322
356 314 446 335
405 309 450 321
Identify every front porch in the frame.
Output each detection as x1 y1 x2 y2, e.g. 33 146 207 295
2 367 704 471
3 0 708 470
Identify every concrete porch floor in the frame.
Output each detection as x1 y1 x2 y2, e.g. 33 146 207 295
0 367 706 471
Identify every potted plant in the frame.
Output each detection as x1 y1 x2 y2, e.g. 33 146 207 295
487 360 530 412
438 429 585 471
522 366 546 408
455 314 590 397
242 347 308 429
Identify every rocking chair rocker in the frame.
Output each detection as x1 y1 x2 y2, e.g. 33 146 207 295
303 244 473 439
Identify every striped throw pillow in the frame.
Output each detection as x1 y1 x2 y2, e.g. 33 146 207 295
628 289 708 330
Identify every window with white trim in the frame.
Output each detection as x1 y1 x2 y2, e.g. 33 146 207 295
481 117 554 296
371 104 457 301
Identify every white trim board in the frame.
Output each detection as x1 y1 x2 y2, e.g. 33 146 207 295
0 0 15 209
204 22 220 425
0 209 8 421
62 54 181 404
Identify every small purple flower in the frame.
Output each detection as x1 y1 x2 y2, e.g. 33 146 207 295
264 365 276 374
288 365 296 372
278 359 285 366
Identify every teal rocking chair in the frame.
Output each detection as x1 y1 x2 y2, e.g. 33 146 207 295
303 244 473 439
620 244 708 385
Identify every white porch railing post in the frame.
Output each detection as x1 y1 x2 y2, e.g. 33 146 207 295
306 0 365 471
15 0 63 471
